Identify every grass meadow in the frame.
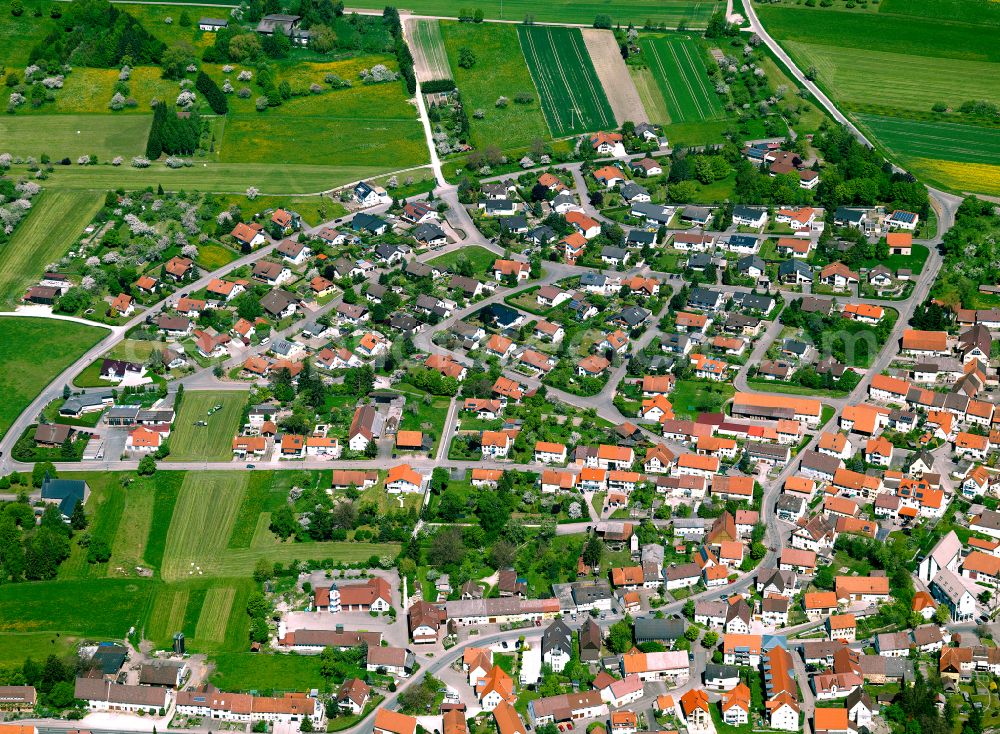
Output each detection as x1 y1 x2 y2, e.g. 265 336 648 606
167 390 248 462
0 578 154 644
0 190 104 306
211 651 325 692
8 162 393 195
641 36 725 123
346 0 721 26
0 0 54 67
518 26 617 136
0 318 106 438
1 468 401 665
440 21 551 150
0 115 150 163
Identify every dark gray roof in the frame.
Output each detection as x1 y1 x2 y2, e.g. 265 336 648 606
634 617 685 642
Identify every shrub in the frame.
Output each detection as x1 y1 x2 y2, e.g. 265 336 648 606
11 0 24 16
237 87 251 98
514 91 533 104
458 47 476 69
255 96 269 111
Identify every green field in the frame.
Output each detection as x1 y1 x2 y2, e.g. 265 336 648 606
783 41 1000 114
856 114 1000 166
0 577 154 640
641 36 725 123
518 26 616 136
0 190 104 307
211 651 325 692
756 5 1000 62
671 379 735 419
411 19 453 81
0 318 106 439
218 114 428 169
167 391 248 462
350 0 720 26
7 162 395 195
0 0 54 66
878 0 1000 25
0 114 151 160
756 2 1000 196
441 21 551 150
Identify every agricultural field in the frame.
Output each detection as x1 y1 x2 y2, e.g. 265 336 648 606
518 26 616 136
782 42 1000 115
167 390 248 462
756 2 1000 196
0 190 104 307
347 0 721 26
145 578 254 651
440 21 550 151
0 318 106 439
856 114 1000 168
640 36 725 124
581 29 648 127
856 114 1000 195
409 19 453 81
0 114 152 161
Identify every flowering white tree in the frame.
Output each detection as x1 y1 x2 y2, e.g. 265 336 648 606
181 244 199 258
237 70 252 81
15 181 40 197
131 157 151 168
176 90 196 107
112 156 124 166
246 186 260 200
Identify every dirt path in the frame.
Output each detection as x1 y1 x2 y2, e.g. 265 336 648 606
581 28 649 126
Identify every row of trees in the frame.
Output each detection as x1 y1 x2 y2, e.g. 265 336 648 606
145 102 202 158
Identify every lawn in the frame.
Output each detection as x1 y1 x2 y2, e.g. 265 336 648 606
518 26 617 137
671 379 735 419
197 243 241 271
0 114 152 160
167 390 248 462
0 631 79 668
855 242 930 274
347 0 721 26
428 245 498 276
211 194 347 229
397 395 451 454
0 190 104 307
440 21 551 150
641 36 725 123
0 317 107 439
211 651 325 692
411 19 453 81
0 577 154 644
